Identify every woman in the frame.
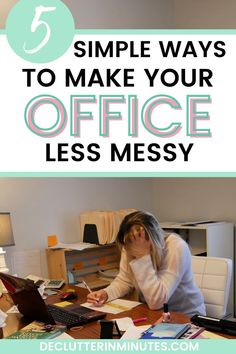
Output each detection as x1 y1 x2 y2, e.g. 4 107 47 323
87 210 206 316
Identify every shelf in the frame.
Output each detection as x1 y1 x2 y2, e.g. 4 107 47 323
190 247 207 256
160 221 224 230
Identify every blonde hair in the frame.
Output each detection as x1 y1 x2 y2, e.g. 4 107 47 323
116 210 166 270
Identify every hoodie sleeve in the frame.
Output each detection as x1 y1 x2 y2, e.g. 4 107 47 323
129 237 189 310
104 249 134 301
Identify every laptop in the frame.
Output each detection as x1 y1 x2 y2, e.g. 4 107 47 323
0 272 106 328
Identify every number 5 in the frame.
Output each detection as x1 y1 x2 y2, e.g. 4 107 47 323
23 5 56 54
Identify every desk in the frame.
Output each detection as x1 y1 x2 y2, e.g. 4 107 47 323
0 286 235 339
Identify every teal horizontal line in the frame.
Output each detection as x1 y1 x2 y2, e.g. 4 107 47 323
1 172 236 177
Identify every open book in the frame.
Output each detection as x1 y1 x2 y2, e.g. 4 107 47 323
6 321 66 339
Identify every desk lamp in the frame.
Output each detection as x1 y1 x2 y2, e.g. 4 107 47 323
0 213 14 296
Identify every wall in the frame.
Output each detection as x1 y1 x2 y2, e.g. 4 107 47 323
0 0 175 29
0 178 154 276
0 0 18 28
2 1 236 29
152 178 236 224
174 0 236 28
63 0 175 28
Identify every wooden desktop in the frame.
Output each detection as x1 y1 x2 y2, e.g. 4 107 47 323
0 286 235 339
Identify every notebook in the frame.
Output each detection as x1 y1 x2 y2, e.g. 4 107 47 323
140 323 191 339
179 324 205 339
0 272 106 329
6 321 66 339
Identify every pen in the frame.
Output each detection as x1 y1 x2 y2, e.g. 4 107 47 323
82 280 92 293
133 317 148 324
82 280 100 305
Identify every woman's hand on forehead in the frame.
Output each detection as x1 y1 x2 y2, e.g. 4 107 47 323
124 224 143 243
124 224 151 259
129 224 144 238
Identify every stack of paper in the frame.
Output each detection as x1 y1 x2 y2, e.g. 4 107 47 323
80 209 136 244
111 209 136 243
49 241 97 250
98 268 119 279
80 210 110 244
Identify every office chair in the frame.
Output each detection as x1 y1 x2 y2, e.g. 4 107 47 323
192 256 232 318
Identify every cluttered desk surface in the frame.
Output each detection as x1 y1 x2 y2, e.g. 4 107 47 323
0 285 235 339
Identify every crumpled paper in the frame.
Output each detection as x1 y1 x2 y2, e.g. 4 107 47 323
0 309 7 328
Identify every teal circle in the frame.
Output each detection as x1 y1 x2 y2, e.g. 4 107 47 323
6 0 75 63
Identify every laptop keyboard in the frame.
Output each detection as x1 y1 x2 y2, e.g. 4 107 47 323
47 304 86 328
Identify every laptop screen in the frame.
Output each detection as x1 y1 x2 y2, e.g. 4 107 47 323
0 272 106 326
0 272 55 323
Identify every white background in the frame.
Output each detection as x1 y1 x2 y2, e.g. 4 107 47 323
0 33 234 173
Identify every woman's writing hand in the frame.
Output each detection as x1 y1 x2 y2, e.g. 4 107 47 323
87 289 108 306
124 225 151 259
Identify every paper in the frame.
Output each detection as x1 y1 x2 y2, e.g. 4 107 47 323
81 299 141 314
114 317 134 331
44 289 58 296
48 235 58 247
54 301 72 307
0 309 7 328
49 242 96 251
197 330 226 339
121 325 151 339
56 332 74 339
6 305 19 314
98 269 119 279
38 284 45 298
